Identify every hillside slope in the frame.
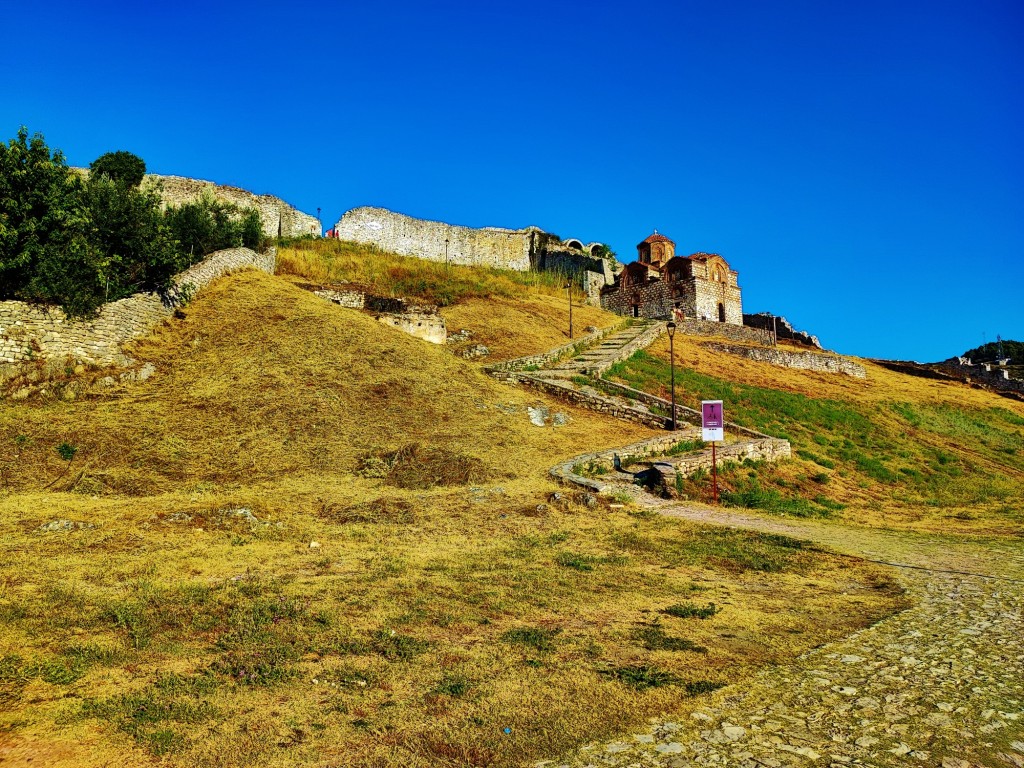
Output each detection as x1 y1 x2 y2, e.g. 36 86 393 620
0 270 905 768
0 271 645 494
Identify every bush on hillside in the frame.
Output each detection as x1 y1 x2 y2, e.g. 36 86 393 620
164 193 265 260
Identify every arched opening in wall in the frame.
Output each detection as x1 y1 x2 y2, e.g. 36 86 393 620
589 244 603 257
718 303 726 322
564 239 584 250
632 304 639 318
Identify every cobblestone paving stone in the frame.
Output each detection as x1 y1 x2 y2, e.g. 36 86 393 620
541 505 1024 768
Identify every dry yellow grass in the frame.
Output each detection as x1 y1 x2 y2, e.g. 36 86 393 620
441 295 619 362
0 270 905 768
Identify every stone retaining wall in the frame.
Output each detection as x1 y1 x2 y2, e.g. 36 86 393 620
704 342 866 378
550 433 791 492
677 318 773 345
312 287 447 344
591 378 773 439
0 248 275 367
488 370 670 429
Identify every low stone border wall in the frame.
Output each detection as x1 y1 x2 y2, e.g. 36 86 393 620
0 248 275 367
589 378 773 439
550 433 701 492
550 433 791 492
489 370 670 429
313 286 447 344
704 342 867 378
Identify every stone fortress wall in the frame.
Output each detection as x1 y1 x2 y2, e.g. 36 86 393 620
0 248 275 368
73 168 321 240
143 174 321 240
333 207 616 298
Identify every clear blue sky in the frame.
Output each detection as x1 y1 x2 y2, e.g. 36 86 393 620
3 0 1021 361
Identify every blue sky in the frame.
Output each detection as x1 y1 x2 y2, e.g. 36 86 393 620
3 0 1021 361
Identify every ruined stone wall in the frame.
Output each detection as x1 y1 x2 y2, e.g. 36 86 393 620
744 313 821 348
141 174 320 239
334 207 534 271
676 319 773 345
704 342 866 378
0 248 275 367
333 207 615 299
487 369 670 429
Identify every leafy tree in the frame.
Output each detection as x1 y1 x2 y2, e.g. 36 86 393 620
83 174 183 300
0 128 95 307
164 193 264 261
89 150 146 188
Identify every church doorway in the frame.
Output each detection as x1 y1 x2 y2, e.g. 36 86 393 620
718 303 726 322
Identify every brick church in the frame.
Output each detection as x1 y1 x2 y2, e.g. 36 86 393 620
599 231 743 324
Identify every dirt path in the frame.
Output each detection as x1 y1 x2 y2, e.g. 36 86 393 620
545 503 1024 768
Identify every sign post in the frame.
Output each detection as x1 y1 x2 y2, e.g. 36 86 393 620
701 400 724 504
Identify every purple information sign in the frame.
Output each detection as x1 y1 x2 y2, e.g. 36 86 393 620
701 400 724 441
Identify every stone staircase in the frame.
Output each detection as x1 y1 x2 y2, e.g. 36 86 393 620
542 319 664 378
485 319 676 429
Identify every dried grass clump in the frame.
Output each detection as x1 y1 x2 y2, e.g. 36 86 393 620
357 443 491 489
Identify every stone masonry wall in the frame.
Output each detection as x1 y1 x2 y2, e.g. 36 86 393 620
488 370 669 429
704 342 867 378
676 318 773 345
551 434 791 493
487 324 625 371
335 206 533 271
743 313 822 348
333 207 613 300
0 248 275 367
142 174 321 239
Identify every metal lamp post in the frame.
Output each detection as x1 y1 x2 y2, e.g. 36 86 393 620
565 281 574 339
666 320 677 430
445 237 450 269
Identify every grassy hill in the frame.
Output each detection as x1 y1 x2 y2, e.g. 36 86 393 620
0 257 912 768
0 242 1020 768
602 336 1024 533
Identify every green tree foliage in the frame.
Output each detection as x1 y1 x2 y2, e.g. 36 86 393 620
83 174 183 300
164 193 264 260
0 129 267 317
592 243 618 264
89 151 146 188
961 340 1023 364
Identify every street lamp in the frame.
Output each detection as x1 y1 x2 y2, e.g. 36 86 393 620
445 237 450 269
564 281 574 339
666 320 677 430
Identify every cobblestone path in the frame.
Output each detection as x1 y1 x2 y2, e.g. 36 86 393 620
544 505 1024 768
